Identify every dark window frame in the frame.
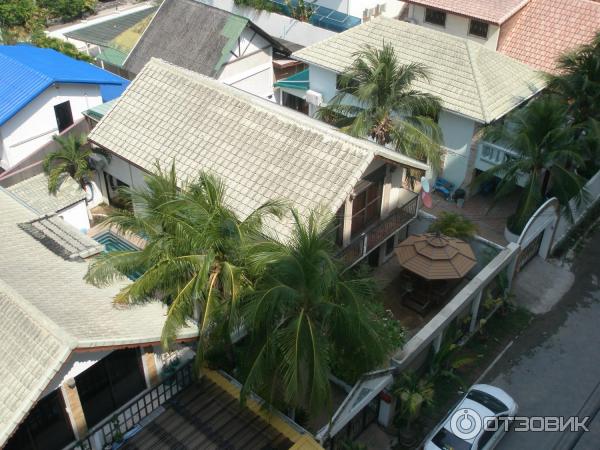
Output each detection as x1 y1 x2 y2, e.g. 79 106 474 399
53 101 74 132
469 19 489 38
425 8 446 27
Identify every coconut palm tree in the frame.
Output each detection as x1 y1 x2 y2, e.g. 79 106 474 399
239 209 393 414
474 95 587 234
316 43 443 170
43 134 95 194
547 32 600 126
428 212 477 240
84 164 284 370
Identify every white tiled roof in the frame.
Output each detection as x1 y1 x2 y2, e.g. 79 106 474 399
293 18 546 123
88 58 428 241
0 190 197 445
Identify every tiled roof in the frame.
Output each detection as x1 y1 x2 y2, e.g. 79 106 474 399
88 58 428 241
6 172 85 215
407 0 529 24
292 18 545 123
0 45 128 125
124 0 248 76
64 7 156 50
498 0 600 74
0 189 197 445
0 280 74 446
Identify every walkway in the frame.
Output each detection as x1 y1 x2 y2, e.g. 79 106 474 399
423 191 520 246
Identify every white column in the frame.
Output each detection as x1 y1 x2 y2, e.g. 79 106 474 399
469 290 484 333
342 194 354 247
380 165 392 218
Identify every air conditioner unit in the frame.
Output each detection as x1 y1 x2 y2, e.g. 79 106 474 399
305 90 323 106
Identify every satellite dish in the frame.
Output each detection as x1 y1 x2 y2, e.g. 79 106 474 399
421 176 430 193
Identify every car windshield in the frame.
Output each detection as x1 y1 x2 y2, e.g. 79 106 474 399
432 428 472 450
467 389 508 414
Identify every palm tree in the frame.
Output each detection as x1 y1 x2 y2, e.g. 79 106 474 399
394 371 435 440
316 43 443 170
239 209 394 415
547 32 600 126
84 164 284 371
475 95 587 234
428 212 477 240
43 134 95 193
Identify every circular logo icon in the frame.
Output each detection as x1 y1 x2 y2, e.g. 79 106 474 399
450 408 482 440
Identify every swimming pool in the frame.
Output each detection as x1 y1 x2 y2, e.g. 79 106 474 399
93 231 139 252
92 231 142 279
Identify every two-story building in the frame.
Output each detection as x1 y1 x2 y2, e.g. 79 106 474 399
121 0 289 100
403 0 600 73
289 17 546 190
0 45 128 172
88 58 429 268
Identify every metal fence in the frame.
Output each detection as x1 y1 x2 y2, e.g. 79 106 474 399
64 362 194 450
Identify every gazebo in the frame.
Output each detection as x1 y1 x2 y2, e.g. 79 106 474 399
394 233 477 313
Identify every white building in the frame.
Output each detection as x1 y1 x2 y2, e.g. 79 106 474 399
0 45 128 172
122 0 290 100
290 18 546 189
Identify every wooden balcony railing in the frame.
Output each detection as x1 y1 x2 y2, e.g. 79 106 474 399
339 192 418 267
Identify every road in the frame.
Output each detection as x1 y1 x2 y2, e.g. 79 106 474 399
483 229 600 450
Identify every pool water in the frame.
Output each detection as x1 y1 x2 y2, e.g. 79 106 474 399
92 231 142 279
93 231 139 252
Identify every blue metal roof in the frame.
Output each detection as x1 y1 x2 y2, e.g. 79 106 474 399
0 44 129 126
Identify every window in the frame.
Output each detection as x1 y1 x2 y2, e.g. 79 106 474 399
336 74 359 91
467 390 509 414
53 101 74 132
76 348 146 427
469 19 489 38
425 8 446 26
477 429 496 448
4 390 75 450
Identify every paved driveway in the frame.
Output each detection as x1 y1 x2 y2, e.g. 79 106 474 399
483 230 600 449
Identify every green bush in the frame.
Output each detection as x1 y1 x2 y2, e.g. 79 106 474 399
0 0 37 27
39 0 96 21
31 32 93 62
428 212 477 240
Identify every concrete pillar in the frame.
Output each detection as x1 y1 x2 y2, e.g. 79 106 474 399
342 194 354 247
469 290 484 333
380 165 392 218
141 347 161 388
61 380 88 440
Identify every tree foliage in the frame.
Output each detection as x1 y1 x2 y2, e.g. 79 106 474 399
474 95 589 234
428 212 477 240
31 31 92 61
317 43 444 170
39 0 96 21
43 134 95 193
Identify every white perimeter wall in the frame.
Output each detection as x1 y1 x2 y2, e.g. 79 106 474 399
407 4 500 50
0 83 102 171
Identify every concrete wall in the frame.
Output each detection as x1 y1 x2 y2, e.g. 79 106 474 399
438 110 477 188
0 84 102 171
58 200 91 233
198 0 335 47
553 169 600 249
407 4 500 49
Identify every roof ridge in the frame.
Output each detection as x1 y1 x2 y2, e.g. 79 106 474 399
498 0 531 23
118 58 428 170
464 41 489 123
121 0 166 68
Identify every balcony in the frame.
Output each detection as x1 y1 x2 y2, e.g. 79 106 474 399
269 0 362 32
474 141 519 171
339 192 418 267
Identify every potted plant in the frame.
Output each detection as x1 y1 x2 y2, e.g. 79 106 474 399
394 371 435 447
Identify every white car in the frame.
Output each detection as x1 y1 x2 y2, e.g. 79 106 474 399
424 384 518 450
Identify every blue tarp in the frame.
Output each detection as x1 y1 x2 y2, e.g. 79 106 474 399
0 44 129 125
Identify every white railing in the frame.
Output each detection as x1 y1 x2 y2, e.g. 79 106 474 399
477 141 518 166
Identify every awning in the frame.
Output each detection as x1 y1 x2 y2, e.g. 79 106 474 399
274 68 309 92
